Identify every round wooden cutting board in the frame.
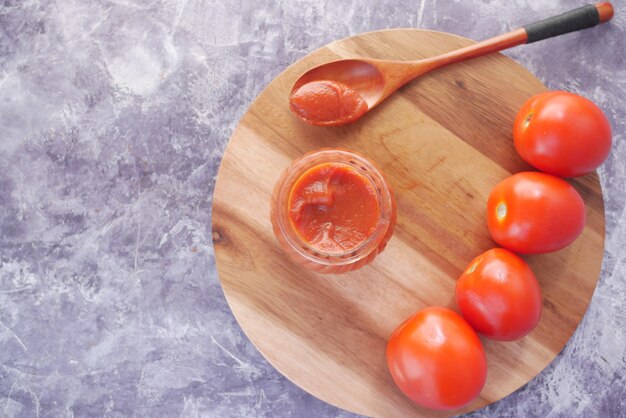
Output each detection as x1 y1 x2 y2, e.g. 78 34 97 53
211 29 605 417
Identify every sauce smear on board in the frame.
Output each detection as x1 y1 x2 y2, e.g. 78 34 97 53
289 80 368 126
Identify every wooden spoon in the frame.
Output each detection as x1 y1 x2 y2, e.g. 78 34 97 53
290 2 614 126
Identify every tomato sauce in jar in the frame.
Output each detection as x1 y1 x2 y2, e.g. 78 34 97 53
271 149 396 274
289 162 380 253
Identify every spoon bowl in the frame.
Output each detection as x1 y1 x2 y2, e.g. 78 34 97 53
291 59 386 108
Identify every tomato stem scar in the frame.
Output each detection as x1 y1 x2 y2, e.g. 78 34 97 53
467 259 481 274
496 202 507 221
524 112 533 129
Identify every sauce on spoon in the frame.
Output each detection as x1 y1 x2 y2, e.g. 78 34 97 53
289 80 368 126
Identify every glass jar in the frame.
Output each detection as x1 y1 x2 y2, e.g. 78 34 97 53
270 148 396 274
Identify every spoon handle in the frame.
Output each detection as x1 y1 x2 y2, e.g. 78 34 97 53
419 3 613 73
524 2 613 43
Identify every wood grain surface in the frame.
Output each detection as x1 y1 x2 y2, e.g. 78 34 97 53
211 29 605 417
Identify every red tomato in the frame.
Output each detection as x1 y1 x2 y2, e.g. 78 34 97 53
456 248 542 341
487 172 585 254
513 91 612 178
386 306 487 411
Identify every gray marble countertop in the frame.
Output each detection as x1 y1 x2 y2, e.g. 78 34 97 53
1 1 625 417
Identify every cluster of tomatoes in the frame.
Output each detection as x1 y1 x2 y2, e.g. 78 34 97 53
386 91 613 411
